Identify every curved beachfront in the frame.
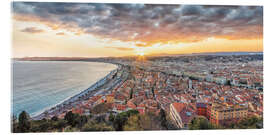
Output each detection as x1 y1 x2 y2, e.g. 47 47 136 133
28 62 120 120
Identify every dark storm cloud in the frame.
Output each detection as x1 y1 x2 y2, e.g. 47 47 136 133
20 27 44 33
13 2 263 45
180 5 204 16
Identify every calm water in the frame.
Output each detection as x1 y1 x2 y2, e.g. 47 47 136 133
12 61 117 117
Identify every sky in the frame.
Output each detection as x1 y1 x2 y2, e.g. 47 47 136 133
12 2 263 58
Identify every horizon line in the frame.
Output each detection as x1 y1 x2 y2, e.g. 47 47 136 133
12 51 264 59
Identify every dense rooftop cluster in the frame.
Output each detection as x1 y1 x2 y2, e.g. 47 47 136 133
31 54 263 129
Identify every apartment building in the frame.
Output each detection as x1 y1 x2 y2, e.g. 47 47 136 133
207 103 248 126
170 103 196 129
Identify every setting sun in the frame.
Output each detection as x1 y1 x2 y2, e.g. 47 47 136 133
138 52 144 56
135 47 146 56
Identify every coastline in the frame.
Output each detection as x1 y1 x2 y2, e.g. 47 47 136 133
16 61 120 120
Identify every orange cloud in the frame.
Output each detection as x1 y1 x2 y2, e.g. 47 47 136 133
12 3 263 47
135 43 153 47
20 27 44 34
56 32 65 35
105 47 134 51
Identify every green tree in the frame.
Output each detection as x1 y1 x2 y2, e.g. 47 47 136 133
39 119 51 132
159 109 168 129
64 111 74 125
52 119 67 131
51 116 58 121
12 114 17 124
126 109 139 116
151 86 155 98
113 113 127 131
109 113 115 122
63 126 79 132
130 88 133 99
82 121 114 131
189 116 214 130
139 112 162 130
64 111 82 127
236 116 263 129
76 115 88 128
18 111 31 132
72 113 81 127
63 112 88 128
113 109 139 131
123 115 143 131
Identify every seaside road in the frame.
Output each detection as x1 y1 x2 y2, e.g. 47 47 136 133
93 68 129 96
94 77 122 96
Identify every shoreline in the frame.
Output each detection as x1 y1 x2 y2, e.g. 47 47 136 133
15 61 120 120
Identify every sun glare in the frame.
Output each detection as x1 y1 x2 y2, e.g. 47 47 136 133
135 48 146 56
138 52 144 56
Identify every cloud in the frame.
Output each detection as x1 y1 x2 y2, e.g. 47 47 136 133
106 47 134 51
56 32 65 35
20 27 44 34
13 2 263 45
135 43 152 47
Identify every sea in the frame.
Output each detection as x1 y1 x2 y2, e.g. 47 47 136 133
12 61 117 117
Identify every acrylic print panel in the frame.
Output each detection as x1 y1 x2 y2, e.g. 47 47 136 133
11 1 263 133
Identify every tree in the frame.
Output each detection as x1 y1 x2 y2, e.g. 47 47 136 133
39 120 51 132
126 109 139 116
113 110 139 131
64 111 88 128
12 114 17 124
130 88 133 99
235 116 263 129
123 115 142 131
139 112 162 130
159 109 168 129
51 116 58 121
151 86 155 98
109 113 115 122
82 121 114 131
76 115 88 128
18 111 31 132
113 113 127 131
64 111 74 125
96 115 107 123
12 115 19 132
64 111 79 127
189 116 214 130
53 119 67 130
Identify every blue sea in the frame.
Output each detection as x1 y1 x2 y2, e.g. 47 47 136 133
12 61 117 117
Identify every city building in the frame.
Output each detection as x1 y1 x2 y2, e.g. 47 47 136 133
170 103 196 129
207 103 248 126
106 94 114 103
196 103 207 117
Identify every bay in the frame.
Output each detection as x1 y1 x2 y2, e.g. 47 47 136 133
12 61 117 117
